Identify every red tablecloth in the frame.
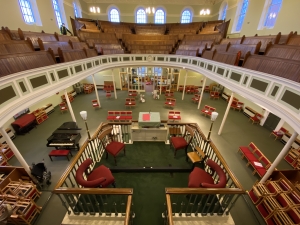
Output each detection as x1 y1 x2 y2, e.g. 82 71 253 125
142 114 150 121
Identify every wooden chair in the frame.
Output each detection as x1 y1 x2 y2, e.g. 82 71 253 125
128 90 137 98
204 86 210 92
170 125 195 157
210 91 219 100
125 98 136 108
92 99 100 109
249 113 263 125
59 102 68 114
270 127 288 140
99 127 125 165
168 111 181 121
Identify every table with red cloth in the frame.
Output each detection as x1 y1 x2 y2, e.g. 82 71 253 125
11 114 36 134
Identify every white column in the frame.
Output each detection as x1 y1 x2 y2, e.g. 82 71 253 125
177 71 180 91
127 68 130 90
92 74 101 108
260 109 269 126
160 72 162 95
0 127 31 176
218 92 234 135
137 67 140 93
260 131 298 183
197 77 207 109
170 68 173 91
182 69 187 100
64 89 76 123
112 69 117 99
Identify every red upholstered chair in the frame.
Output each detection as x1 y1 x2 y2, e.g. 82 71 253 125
99 127 125 165
249 113 263 125
92 99 100 109
170 125 195 157
59 102 68 114
75 158 115 188
188 159 227 188
270 127 288 140
204 86 210 93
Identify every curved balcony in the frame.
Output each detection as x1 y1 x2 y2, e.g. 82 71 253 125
0 54 299 134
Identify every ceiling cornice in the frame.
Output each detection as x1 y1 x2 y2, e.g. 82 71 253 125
82 0 223 5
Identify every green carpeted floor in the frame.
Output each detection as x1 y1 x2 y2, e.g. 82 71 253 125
98 142 190 225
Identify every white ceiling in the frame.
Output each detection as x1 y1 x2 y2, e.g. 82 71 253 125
81 0 223 5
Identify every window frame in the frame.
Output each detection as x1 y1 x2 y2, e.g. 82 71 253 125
181 8 193 23
109 8 120 23
135 7 147 24
18 0 42 26
52 0 67 28
257 0 282 30
19 0 35 24
231 0 249 33
218 1 228 20
154 8 166 24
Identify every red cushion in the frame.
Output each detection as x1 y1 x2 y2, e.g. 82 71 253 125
287 209 300 223
203 159 227 188
256 168 266 177
188 167 214 188
106 141 125 156
88 165 115 188
257 204 269 218
49 150 70 156
170 137 188 150
239 146 252 154
244 153 258 161
248 189 259 203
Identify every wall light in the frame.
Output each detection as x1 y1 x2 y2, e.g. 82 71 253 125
90 6 100 13
200 9 210 15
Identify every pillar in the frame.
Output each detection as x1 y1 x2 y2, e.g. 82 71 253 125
181 69 187 100
64 89 76 123
218 92 234 135
197 77 207 109
112 69 117 99
92 74 101 108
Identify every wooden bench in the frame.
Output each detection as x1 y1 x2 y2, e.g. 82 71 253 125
86 37 119 48
220 36 245 45
20 30 57 49
54 32 79 42
227 42 261 60
175 49 199 56
286 33 300 46
213 50 241 66
0 27 13 41
48 149 73 161
202 49 216 60
68 41 89 50
125 98 136 108
131 49 169 54
164 98 176 108
241 33 280 53
0 51 56 77
107 111 132 121
243 54 300 83
265 44 300 61
83 48 98 58
122 34 179 43
238 142 272 177
38 39 72 57
58 48 86 62
125 40 176 48
0 40 34 55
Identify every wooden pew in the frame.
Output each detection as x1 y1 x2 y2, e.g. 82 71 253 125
94 43 123 54
58 48 86 62
85 38 119 48
122 34 179 43
131 49 169 54
220 36 245 45
176 49 199 57
286 33 300 46
69 41 89 50
19 29 57 49
102 49 124 55
83 48 98 58
127 45 172 52
2 27 21 40
0 50 56 77
0 28 12 41
264 44 300 61
212 42 230 52
54 32 79 42
0 40 34 55
201 49 216 60
184 33 223 44
213 51 241 66
243 54 300 82
37 38 72 58
125 40 176 48
77 30 116 42
227 42 261 60
241 33 280 53
134 25 166 35
181 40 214 49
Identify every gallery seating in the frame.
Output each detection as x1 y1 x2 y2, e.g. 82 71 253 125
106 111 132 121
238 142 272 177
75 158 115 188
188 159 227 188
209 91 220 100
170 125 195 157
168 111 181 121
125 98 136 108
99 127 126 165
191 94 200 103
164 98 176 108
200 105 216 117
270 127 288 140
249 113 263 125
91 99 100 109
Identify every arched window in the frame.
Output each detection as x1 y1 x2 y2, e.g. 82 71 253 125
136 9 146 23
52 0 63 26
264 0 282 28
181 10 191 23
235 0 249 32
155 9 165 24
73 2 78 17
220 3 228 20
110 8 120 22
19 0 35 23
